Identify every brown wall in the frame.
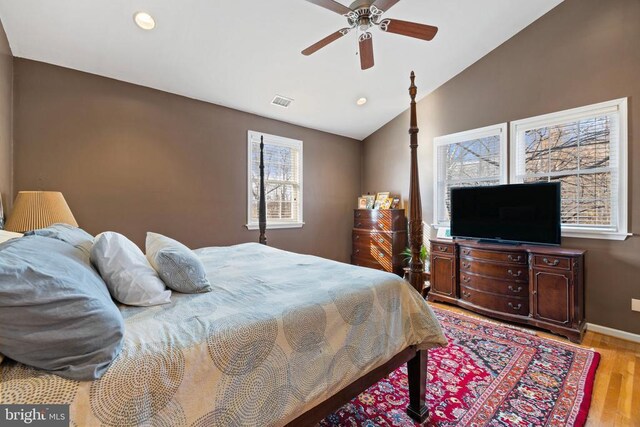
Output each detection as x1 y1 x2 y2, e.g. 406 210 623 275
363 0 640 334
13 59 361 262
0 18 11 215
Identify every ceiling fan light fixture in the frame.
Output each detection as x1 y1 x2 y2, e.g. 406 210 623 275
134 12 156 30
356 97 368 106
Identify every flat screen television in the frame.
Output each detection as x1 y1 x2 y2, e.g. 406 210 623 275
450 182 561 245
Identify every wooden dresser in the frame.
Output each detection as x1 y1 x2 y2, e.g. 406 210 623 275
429 238 586 342
351 209 407 276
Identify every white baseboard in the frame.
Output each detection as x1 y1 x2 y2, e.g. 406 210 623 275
586 323 640 344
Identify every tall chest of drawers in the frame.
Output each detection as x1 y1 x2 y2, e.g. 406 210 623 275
351 209 407 276
429 239 586 343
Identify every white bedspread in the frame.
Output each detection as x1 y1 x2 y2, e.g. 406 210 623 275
1 243 447 426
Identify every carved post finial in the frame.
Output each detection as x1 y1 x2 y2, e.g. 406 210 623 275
410 71 416 97
259 135 267 245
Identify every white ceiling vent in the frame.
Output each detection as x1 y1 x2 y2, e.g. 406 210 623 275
271 95 294 108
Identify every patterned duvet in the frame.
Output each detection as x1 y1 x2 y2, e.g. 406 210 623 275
0 243 447 426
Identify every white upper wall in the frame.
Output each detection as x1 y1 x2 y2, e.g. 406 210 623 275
0 0 561 140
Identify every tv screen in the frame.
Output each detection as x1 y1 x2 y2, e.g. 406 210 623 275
450 183 561 245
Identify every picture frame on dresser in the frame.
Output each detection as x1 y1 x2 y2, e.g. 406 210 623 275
374 192 389 209
363 194 375 209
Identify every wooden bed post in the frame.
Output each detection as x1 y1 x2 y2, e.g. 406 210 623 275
406 72 429 424
259 135 267 245
407 72 424 294
407 349 429 422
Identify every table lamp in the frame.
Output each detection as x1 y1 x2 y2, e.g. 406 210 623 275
5 191 78 232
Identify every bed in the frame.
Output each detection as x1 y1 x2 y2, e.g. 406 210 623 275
0 73 444 426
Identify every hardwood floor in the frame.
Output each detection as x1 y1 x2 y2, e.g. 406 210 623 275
429 302 640 427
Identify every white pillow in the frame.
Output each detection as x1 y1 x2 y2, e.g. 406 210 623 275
90 232 171 306
0 230 23 244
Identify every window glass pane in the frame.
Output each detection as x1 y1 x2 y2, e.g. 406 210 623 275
435 127 505 225
524 129 549 175
579 116 610 169
577 173 611 225
249 135 301 225
445 136 501 181
519 113 614 229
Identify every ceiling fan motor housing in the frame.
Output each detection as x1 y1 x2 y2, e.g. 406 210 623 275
347 0 378 30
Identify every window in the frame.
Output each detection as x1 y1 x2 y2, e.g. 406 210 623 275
246 131 303 229
433 124 508 226
511 98 628 240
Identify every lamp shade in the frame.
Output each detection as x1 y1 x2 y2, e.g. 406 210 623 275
5 191 78 232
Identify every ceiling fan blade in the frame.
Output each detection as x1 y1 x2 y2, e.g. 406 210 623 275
359 32 374 70
379 19 438 41
304 0 353 16
302 28 351 56
371 0 401 14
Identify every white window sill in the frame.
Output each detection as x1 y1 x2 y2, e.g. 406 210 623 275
562 229 631 241
432 224 632 241
245 222 304 230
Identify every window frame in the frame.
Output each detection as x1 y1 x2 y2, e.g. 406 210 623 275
432 123 508 228
246 130 304 230
510 98 629 241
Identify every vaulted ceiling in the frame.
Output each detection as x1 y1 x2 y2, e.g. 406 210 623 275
0 0 562 140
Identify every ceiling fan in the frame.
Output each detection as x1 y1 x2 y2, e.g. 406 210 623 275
301 0 438 70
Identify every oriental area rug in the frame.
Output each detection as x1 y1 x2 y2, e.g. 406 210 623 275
320 306 600 427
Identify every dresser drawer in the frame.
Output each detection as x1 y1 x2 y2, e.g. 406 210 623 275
352 230 393 247
532 255 572 270
460 259 528 282
432 242 455 255
352 243 394 260
460 286 529 316
353 209 405 231
459 272 528 298
460 246 527 265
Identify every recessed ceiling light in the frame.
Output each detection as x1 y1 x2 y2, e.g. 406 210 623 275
356 97 368 106
134 12 156 30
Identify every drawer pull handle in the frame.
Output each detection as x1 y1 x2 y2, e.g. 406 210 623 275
356 222 363 227
508 285 523 293
378 238 384 243
508 254 522 262
378 222 385 229
379 252 385 258
354 249 360 254
462 290 471 298
438 246 448 252
462 276 471 283
462 262 470 269
543 258 560 266
355 235 360 240
462 249 470 255
355 212 361 217
508 302 522 311
507 269 522 277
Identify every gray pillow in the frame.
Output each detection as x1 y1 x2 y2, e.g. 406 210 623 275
24 223 94 260
146 232 212 294
0 236 124 380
